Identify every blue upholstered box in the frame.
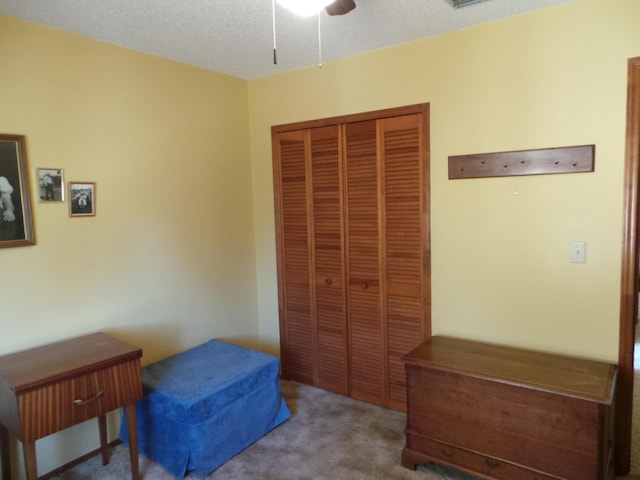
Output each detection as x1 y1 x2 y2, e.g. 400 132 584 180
119 340 291 478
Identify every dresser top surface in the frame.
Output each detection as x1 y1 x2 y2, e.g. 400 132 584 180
0 332 142 394
403 336 616 404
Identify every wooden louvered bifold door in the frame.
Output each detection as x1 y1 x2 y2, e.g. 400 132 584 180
344 119 385 405
309 126 348 394
276 130 314 385
380 114 427 410
273 103 431 411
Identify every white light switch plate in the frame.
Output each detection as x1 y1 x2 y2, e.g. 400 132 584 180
570 241 586 263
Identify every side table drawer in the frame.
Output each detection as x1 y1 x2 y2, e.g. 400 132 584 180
18 359 142 441
407 433 557 480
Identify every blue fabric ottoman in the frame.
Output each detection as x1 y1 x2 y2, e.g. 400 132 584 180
119 339 291 478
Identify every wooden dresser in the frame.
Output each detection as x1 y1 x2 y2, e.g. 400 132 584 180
402 336 617 480
0 332 143 480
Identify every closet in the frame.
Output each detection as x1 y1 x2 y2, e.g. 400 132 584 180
272 104 430 411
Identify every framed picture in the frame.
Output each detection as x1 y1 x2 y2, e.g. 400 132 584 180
0 134 35 248
37 168 65 202
69 182 96 217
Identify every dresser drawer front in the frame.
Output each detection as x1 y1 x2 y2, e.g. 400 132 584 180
407 433 557 480
19 359 141 441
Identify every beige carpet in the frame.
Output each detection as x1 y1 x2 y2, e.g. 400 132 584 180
51 380 477 480
49 370 640 480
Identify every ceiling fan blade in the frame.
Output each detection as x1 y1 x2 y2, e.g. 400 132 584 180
325 0 356 16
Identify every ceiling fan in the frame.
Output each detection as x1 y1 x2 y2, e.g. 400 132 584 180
271 0 356 66
275 0 356 17
325 0 356 16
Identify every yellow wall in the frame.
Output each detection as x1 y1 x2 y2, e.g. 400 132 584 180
249 0 640 361
0 16 256 478
1 0 639 477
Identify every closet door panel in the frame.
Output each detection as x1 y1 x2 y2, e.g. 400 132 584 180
310 126 348 394
381 114 428 408
344 120 385 404
273 103 430 412
276 131 314 384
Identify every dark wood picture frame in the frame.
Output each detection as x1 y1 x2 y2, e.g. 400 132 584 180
37 168 65 202
0 134 35 248
68 182 96 217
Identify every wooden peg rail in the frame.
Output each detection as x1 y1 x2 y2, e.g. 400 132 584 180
448 144 595 179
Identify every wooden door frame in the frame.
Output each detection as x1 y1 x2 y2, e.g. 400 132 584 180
617 56 640 475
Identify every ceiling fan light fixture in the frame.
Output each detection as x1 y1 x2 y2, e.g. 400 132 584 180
276 0 335 16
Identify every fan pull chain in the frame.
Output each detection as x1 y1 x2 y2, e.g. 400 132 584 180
272 0 278 64
318 13 323 68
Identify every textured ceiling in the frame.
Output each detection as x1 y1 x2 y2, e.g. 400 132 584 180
0 0 575 80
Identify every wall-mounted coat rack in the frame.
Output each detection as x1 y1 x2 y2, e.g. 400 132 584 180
448 145 595 180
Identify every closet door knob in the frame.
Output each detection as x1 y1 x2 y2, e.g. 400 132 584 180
361 282 368 289
325 278 332 286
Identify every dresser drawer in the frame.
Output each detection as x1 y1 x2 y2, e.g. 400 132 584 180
18 359 141 441
407 433 557 480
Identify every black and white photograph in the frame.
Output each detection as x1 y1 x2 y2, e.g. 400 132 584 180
69 182 96 217
0 134 35 248
38 168 65 202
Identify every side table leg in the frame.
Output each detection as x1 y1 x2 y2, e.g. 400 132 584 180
98 414 109 465
125 404 140 480
0 424 10 480
22 441 37 480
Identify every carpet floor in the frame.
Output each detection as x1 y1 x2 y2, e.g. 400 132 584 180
52 380 478 480
50 369 640 480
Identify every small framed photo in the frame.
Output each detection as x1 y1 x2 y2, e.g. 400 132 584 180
37 168 65 202
0 134 35 248
69 182 96 217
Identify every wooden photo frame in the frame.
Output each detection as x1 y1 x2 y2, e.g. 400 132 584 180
37 168 65 202
0 134 35 248
69 182 96 217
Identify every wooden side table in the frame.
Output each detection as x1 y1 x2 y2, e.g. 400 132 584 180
0 332 143 480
